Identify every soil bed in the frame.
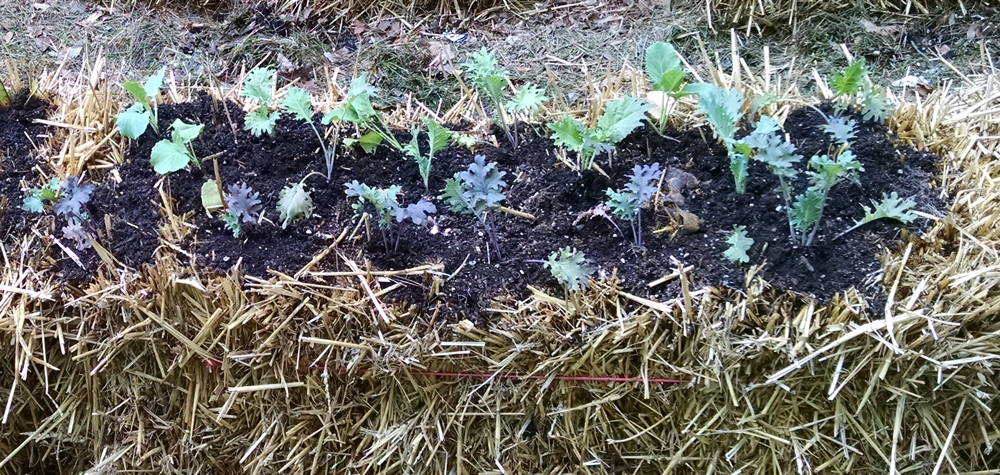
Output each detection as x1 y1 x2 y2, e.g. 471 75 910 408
0 93 53 240
86 95 940 317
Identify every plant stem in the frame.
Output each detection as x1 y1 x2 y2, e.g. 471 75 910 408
777 176 796 239
804 192 830 247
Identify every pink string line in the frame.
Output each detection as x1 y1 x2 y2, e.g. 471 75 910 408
299 365 685 384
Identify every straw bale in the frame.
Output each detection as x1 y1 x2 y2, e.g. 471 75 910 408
4 49 1000 474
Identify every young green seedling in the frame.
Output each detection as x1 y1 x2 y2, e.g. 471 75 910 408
686 83 746 193
242 67 281 137
223 183 263 238
549 95 652 172
833 191 918 241
644 42 689 134
0 80 10 107
402 118 449 189
723 225 754 264
542 247 593 291
150 119 204 174
829 59 891 123
790 150 864 246
463 48 547 148
345 180 436 252
738 115 803 237
281 87 335 180
322 73 403 154
116 67 166 139
606 163 662 247
440 154 507 261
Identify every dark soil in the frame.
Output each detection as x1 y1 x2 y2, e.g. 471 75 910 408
0 92 52 239
81 95 941 318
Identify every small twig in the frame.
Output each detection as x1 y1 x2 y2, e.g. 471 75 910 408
497 206 535 220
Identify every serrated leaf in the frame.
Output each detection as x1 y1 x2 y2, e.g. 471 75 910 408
222 212 242 238
625 163 662 203
549 115 586 152
54 176 94 217
831 59 866 96
150 140 192 174
116 103 151 139
645 42 684 92
276 182 313 228
227 182 262 224
62 219 92 250
596 95 654 143
857 191 917 226
505 84 547 112
201 180 224 211
790 190 823 233
755 135 802 172
144 67 166 101
862 90 890 122
281 87 313 122
244 109 279 137
394 200 437 225
695 84 743 141
123 81 148 106
462 48 507 87
170 119 203 144
481 75 506 104
22 195 44 213
822 116 857 144
347 73 378 99
723 226 754 264
605 188 637 220
242 67 274 105
440 178 469 215
425 119 448 156
544 247 593 291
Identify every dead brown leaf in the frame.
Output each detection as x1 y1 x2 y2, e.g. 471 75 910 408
427 41 455 75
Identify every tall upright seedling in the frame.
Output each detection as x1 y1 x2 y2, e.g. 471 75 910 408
462 48 547 148
242 68 281 137
281 87 335 180
402 118 449 188
345 181 437 252
440 155 507 261
549 96 652 172
829 59 891 123
644 42 689 134
322 73 403 154
686 83 746 193
116 67 166 139
606 163 662 247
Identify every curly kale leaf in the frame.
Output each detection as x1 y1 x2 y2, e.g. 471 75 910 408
442 155 507 217
723 225 754 264
822 116 858 145
276 181 313 228
392 200 437 225
54 176 94 217
227 183 262 224
544 247 593 291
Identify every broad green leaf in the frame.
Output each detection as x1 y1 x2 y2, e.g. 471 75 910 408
144 67 166 101
357 131 383 153
276 182 313 228
346 73 378 99
597 95 654 143
242 68 274 105
659 70 687 95
505 84 547 112
645 42 683 91
862 90 890 123
281 87 313 122
123 81 147 106
723 226 754 264
170 119 203 144
150 140 192 174
544 247 593 291
481 75 506 104
425 119 448 156
201 180 224 211
116 103 151 139
244 109 279 137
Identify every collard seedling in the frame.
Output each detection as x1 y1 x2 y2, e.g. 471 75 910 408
116 67 165 139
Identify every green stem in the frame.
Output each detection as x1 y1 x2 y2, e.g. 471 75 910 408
804 191 830 247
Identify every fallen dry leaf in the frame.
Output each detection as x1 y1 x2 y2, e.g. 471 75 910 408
427 41 455 75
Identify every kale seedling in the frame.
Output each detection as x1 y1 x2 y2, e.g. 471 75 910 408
606 163 662 247
322 73 403 154
281 87 335 180
723 226 754 264
276 173 320 229
686 83 746 193
222 183 263 238
440 154 507 261
116 67 165 139
345 180 436 252
242 67 281 137
736 115 802 236
829 59 891 123
790 150 864 246
22 176 95 250
402 118 449 189
549 95 652 172
834 192 918 241
644 42 689 135
543 247 593 291
150 119 204 174
0 79 10 107
462 48 547 148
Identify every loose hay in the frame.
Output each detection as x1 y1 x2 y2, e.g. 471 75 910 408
3 45 1000 475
